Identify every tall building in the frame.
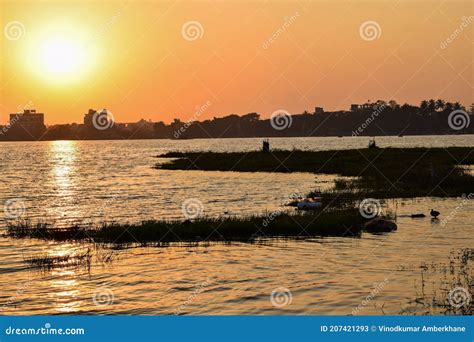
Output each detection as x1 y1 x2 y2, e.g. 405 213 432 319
9 109 45 132
84 109 114 129
84 109 96 127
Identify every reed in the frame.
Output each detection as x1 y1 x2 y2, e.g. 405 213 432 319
157 147 474 198
7 208 366 244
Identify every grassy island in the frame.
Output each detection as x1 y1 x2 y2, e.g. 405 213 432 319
156 147 474 198
6 209 366 244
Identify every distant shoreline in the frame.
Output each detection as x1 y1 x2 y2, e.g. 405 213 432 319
1 132 474 143
2 100 473 141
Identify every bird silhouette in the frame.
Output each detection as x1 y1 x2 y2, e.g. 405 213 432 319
430 209 440 219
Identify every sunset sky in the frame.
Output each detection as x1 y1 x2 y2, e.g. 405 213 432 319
1 0 472 125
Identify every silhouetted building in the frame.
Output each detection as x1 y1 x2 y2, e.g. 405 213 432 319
350 103 374 111
84 109 96 127
314 107 324 114
9 109 45 132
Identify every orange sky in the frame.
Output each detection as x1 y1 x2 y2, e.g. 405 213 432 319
1 0 472 125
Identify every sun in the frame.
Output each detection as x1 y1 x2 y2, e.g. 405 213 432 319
41 38 82 75
23 30 96 85
40 37 84 78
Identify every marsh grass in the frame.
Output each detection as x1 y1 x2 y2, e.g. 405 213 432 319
404 248 473 315
6 208 366 244
25 248 92 270
23 247 119 270
157 148 474 198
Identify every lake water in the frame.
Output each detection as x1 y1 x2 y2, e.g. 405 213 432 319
0 136 473 315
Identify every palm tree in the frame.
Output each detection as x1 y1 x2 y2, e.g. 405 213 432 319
428 99 436 113
420 100 429 114
435 99 446 111
388 100 399 109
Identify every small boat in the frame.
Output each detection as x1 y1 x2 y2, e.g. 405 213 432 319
297 197 322 210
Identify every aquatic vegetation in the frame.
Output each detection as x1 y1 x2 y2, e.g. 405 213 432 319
25 248 92 270
6 208 367 244
23 247 118 270
157 147 474 198
404 248 473 315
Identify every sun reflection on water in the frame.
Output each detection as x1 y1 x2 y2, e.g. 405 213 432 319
49 140 77 187
46 141 83 224
49 268 82 313
47 243 89 314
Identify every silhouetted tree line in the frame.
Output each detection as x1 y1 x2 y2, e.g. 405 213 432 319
1 100 472 141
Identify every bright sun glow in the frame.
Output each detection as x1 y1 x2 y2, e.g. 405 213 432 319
40 38 84 78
